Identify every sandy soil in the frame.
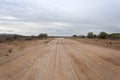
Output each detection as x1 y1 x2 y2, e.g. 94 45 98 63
72 38 120 50
0 39 53 58
0 38 120 80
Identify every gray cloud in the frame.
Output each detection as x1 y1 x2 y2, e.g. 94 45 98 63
0 0 120 36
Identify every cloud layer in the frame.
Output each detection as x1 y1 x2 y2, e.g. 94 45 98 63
0 0 120 36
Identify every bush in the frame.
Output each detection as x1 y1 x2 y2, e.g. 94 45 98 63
38 33 48 39
87 32 94 38
108 33 120 39
98 32 107 39
13 34 22 40
79 35 86 38
72 35 78 38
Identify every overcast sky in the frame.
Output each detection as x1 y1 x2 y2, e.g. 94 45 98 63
0 0 120 36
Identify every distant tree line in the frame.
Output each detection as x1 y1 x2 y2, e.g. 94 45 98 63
0 33 48 42
72 32 120 39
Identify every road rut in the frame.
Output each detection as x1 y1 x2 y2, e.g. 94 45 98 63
0 38 120 80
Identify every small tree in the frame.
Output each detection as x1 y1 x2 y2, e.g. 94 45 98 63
38 33 48 39
98 32 107 39
44 33 48 38
72 35 78 38
87 32 94 38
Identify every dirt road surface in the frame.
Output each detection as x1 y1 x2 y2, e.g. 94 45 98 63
0 38 120 80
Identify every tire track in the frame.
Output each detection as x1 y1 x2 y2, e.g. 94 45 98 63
60 40 79 80
0 43 50 80
63 39 120 80
0 38 120 80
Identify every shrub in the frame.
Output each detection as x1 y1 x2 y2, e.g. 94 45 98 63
108 33 120 39
79 35 86 38
38 33 48 39
87 32 94 38
98 32 108 39
72 35 78 38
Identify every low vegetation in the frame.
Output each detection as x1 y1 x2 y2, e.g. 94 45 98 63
71 32 120 50
0 37 53 58
0 33 48 43
98 32 108 39
38 33 48 39
72 32 120 39
87 32 96 38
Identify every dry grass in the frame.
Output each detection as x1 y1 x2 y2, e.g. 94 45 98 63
0 38 53 58
73 38 120 50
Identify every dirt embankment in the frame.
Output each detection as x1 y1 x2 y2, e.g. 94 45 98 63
72 38 120 50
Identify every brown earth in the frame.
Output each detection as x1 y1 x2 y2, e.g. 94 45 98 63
0 39 53 58
72 38 120 50
0 38 120 80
